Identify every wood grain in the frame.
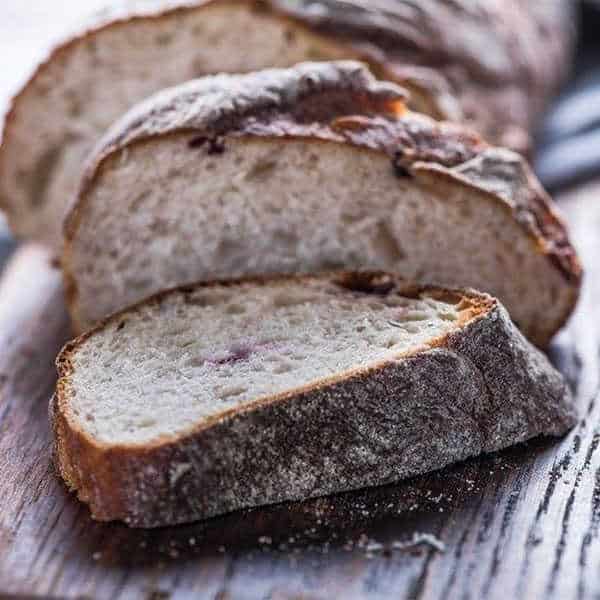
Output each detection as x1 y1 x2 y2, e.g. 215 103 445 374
0 187 598 600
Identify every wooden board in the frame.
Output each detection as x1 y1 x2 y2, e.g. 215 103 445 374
0 185 598 600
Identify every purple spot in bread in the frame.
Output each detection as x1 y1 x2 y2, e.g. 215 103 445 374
210 344 253 365
204 341 278 366
188 135 225 154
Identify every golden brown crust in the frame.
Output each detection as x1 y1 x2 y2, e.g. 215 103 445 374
52 270 575 527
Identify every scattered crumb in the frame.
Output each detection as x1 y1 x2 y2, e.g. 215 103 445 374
366 542 384 553
92 552 102 561
392 532 446 553
258 535 272 545
218 545 226 553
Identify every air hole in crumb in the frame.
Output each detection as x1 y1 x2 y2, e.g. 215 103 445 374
117 321 126 331
459 203 473 219
336 272 395 296
272 362 294 374
340 212 363 226
287 316 305 326
245 159 278 181
225 303 246 315
367 302 385 311
186 356 205 368
273 293 307 308
218 385 247 400
155 32 173 45
85 413 95 422
414 215 426 231
400 310 429 322
183 294 216 307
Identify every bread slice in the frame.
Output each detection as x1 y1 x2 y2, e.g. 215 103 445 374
63 62 581 347
52 270 576 527
0 0 574 247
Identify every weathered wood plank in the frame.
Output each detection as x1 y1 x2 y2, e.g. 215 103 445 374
0 186 598 600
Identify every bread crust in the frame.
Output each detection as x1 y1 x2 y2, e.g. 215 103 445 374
52 271 576 527
62 62 582 346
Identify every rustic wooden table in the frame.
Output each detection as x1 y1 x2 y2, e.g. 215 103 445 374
0 186 598 600
2 3 600 600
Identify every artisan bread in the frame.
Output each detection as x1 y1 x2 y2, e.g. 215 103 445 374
0 0 574 246
63 62 581 346
52 271 576 527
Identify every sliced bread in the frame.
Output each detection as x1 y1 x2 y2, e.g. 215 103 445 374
63 62 581 346
0 0 574 246
52 271 576 527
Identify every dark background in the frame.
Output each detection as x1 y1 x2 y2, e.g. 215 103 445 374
535 0 600 191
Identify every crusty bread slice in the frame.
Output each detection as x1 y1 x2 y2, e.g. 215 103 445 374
63 62 581 346
52 270 575 527
0 0 573 246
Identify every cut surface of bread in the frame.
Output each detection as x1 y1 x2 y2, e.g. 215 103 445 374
0 0 573 246
53 271 576 527
63 62 581 347
64 274 466 446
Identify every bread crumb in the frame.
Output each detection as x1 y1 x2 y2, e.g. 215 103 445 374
392 532 446 553
366 542 384 552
